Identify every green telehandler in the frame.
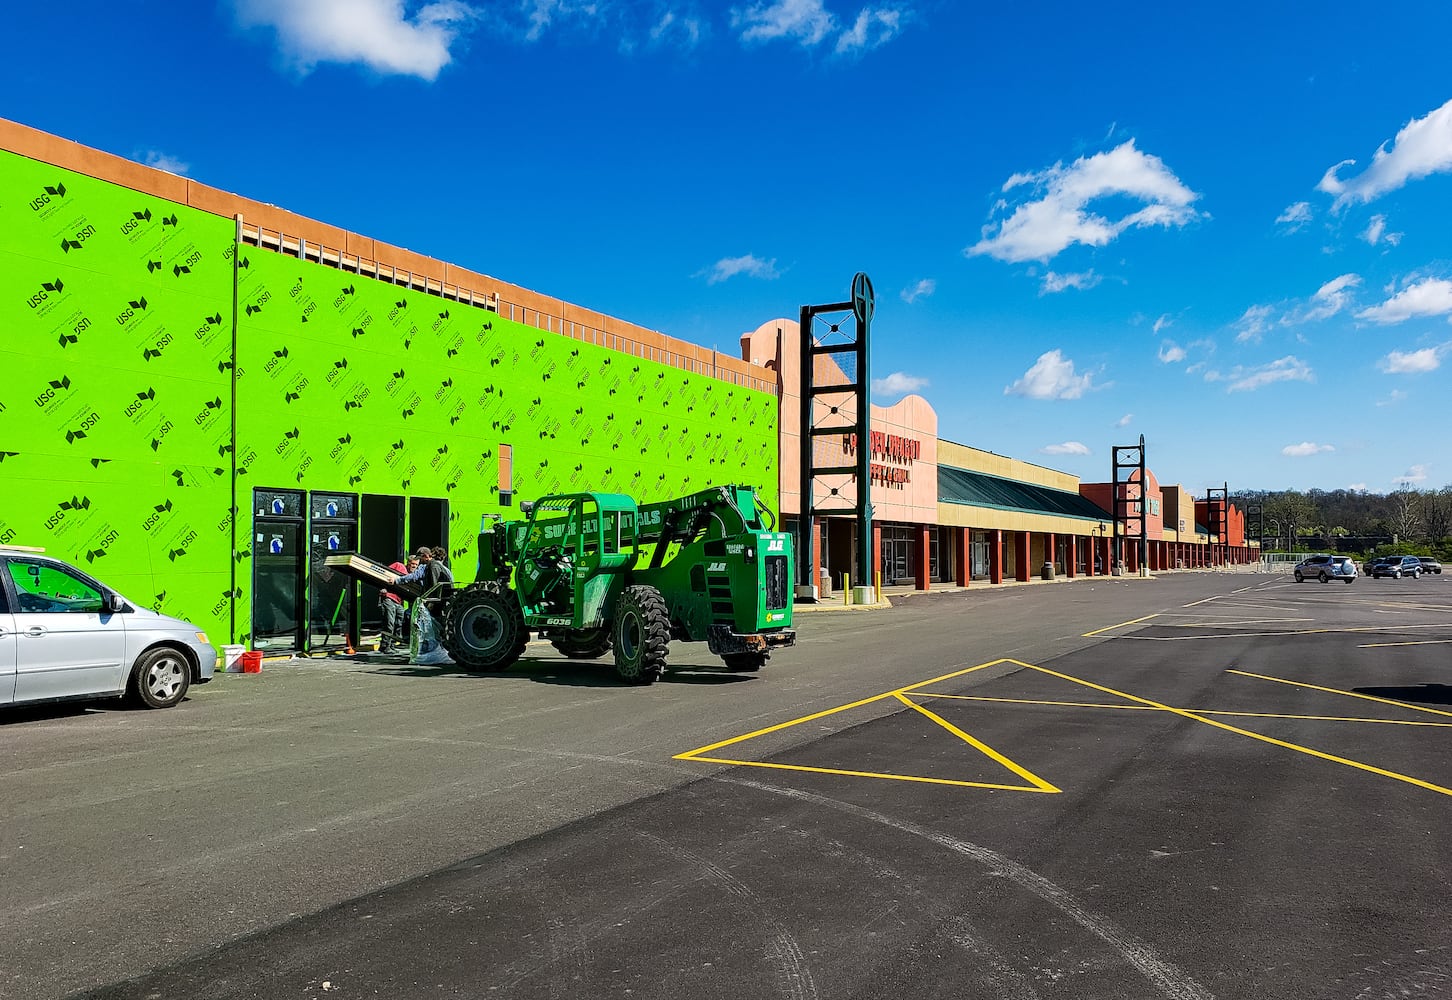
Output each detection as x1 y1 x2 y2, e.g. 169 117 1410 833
436 484 796 684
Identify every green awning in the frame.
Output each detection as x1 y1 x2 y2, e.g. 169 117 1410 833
938 465 1112 522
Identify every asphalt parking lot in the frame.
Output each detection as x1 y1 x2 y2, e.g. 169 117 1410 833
5 571 1451 1000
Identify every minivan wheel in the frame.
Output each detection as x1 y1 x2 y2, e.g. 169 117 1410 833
1319 571 1329 583
1294 571 1304 582
129 648 191 709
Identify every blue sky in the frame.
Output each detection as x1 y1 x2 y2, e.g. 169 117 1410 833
5 1 1452 494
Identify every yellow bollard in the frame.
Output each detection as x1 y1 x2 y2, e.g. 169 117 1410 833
875 571 882 605
843 572 851 606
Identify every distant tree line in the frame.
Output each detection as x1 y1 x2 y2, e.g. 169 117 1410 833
1231 486 1452 557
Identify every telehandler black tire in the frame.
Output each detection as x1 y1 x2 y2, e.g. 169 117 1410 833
441 582 527 672
550 627 612 660
613 585 669 685
722 652 767 673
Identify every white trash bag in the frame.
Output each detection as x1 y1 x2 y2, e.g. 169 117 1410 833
409 601 454 666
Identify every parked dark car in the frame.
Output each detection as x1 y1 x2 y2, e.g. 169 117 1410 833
1370 556 1424 579
1414 556 1442 575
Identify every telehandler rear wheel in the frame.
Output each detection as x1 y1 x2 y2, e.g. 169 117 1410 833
722 652 766 673
441 582 526 672
551 627 612 660
613 585 669 685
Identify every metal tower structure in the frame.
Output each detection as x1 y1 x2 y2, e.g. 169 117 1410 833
1111 435 1148 574
797 273 873 596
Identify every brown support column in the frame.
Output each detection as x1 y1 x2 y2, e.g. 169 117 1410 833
1067 536 1077 578
955 527 970 588
872 522 882 592
990 529 1003 585
1045 533 1056 576
1016 531 1031 582
915 523 931 591
812 522 823 595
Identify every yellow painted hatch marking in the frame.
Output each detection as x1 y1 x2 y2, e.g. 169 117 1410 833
675 658 1058 792
916 693 1452 727
1010 659 1452 797
1227 668 1452 720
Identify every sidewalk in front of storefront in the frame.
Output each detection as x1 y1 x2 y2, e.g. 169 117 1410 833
793 562 1266 613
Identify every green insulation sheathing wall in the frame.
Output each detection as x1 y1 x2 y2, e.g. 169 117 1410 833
0 148 779 644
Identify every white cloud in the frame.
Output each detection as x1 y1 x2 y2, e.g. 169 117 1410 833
967 140 1202 264
1157 340 1186 363
1115 413 1133 428
733 0 833 44
1004 350 1095 400
1356 278 1452 324
1152 313 1171 334
1348 482 1368 491
1281 442 1334 457
732 0 904 52
1276 201 1312 231
232 0 477 79
1040 441 1091 456
900 278 935 304
1380 345 1448 374
649 10 704 48
1394 464 1430 486
1223 355 1314 393
834 7 902 53
142 150 190 175
697 253 780 284
1234 304 1275 344
1318 97 1452 209
1039 270 1101 294
1376 389 1409 407
1303 273 1360 321
871 371 928 396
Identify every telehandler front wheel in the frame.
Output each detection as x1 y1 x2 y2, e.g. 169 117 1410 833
441 582 527 672
613 585 669 685
551 627 612 660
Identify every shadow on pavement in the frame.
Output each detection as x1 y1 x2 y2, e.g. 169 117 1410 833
1354 683 1452 706
360 655 754 687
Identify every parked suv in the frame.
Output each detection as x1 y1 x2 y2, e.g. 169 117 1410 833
1370 556 1424 580
1293 554 1357 584
1414 556 1443 575
0 545 215 710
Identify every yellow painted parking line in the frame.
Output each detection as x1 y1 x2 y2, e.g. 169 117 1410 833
916 693 1452 727
1359 638 1452 648
675 658 1057 792
1227 668 1452 720
1009 659 1452 797
894 693 1060 792
1082 613 1158 637
678 757 1056 792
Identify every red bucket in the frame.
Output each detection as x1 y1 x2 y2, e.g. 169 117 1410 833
240 651 264 673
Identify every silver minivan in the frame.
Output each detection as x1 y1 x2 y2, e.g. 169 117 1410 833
0 546 216 710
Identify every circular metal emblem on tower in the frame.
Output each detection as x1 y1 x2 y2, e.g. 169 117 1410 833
851 272 875 327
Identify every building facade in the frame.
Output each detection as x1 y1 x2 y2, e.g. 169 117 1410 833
2 119 781 650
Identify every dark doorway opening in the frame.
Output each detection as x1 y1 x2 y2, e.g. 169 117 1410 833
408 497 450 559
251 488 307 652
308 491 359 653
359 494 406 634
